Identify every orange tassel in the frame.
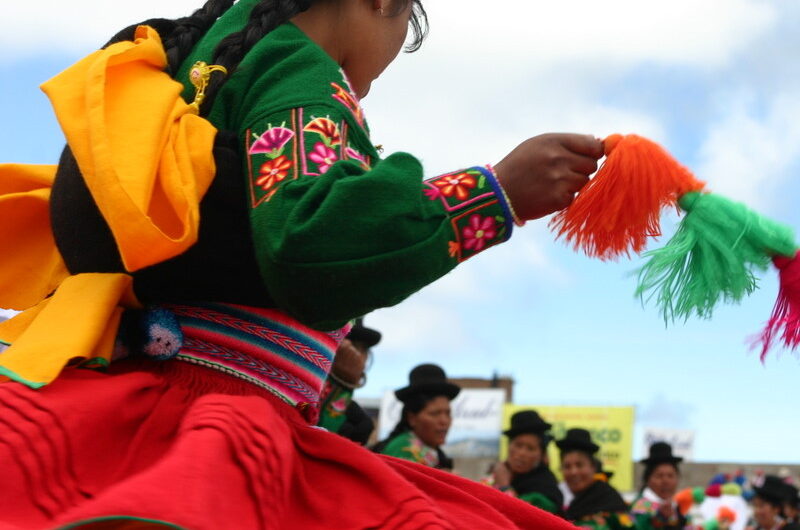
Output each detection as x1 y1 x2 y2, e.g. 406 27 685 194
550 134 706 260
674 488 694 515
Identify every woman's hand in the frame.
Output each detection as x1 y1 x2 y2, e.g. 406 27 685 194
492 461 513 489
494 133 604 221
657 500 676 519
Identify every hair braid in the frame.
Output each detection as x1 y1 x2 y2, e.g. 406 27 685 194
162 0 236 74
199 0 314 114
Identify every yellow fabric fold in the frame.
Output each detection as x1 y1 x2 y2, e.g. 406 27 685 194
0 26 217 388
0 164 68 310
0 274 135 388
41 25 218 273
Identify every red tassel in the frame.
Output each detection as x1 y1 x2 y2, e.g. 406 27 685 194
550 134 706 260
756 252 800 361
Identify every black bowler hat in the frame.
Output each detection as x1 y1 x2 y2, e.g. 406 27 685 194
556 428 600 455
395 364 461 403
754 476 792 506
347 318 381 348
503 410 552 439
641 442 683 466
783 483 800 508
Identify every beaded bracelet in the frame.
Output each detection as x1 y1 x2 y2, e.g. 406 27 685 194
486 164 526 227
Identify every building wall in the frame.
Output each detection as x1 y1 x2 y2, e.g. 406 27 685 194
452 458 800 491
634 462 800 492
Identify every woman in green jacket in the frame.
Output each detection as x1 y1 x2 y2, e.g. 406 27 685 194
630 442 689 530
373 364 460 470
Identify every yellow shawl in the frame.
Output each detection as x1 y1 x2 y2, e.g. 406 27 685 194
0 26 217 387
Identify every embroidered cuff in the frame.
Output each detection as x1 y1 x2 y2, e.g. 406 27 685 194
423 166 514 263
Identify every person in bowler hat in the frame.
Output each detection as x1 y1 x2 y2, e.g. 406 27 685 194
630 442 689 530
781 483 800 530
558 428 634 530
372 363 460 470
318 318 381 444
749 476 799 530
487 410 563 514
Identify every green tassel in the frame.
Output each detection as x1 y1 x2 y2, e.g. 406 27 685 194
635 192 796 322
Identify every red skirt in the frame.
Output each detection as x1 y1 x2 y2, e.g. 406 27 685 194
0 360 573 529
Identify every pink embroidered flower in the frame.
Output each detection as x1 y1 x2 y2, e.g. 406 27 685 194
256 155 293 191
304 117 342 146
462 215 497 252
345 146 369 168
309 142 339 173
249 126 295 156
433 172 477 201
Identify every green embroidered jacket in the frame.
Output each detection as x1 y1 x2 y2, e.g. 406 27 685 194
378 430 441 468
176 0 514 331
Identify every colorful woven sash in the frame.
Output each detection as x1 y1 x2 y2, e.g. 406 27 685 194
166 303 349 421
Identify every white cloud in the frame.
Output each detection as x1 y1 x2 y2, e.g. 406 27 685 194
695 92 800 210
637 393 695 427
367 298 474 359
418 0 775 69
3 0 776 69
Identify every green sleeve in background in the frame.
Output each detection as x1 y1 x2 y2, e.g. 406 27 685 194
517 491 560 514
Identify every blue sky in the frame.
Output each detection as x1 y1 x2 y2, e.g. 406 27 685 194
2 1 799 464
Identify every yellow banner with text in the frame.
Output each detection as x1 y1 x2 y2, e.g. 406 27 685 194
501 404 635 493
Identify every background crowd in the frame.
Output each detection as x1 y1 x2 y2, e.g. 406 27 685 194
318 321 800 530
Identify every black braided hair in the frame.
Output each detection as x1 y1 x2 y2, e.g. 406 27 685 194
200 0 428 114
200 0 315 113
161 0 237 74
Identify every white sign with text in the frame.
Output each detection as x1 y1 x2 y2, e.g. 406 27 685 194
642 428 695 461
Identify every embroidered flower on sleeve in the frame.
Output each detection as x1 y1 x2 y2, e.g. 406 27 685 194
462 214 497 252
344 146 370 169
249 125 295 157
308 142 339 174
256 155 293 191
304 117 342 147
432 172 478 201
